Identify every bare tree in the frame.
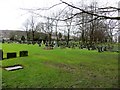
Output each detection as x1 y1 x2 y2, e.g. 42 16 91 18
23 19 30 42
60 0 120 20
42 17 54 44
21 0 120 45
29 15 37 43
51 10 64 45
63 7 74 47
51 12 60 45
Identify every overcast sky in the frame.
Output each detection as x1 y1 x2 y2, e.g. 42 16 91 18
0 0 119 30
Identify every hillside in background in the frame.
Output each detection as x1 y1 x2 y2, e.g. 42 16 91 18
0 30 26 39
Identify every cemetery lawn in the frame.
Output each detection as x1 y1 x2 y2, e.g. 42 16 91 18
1 43 119 88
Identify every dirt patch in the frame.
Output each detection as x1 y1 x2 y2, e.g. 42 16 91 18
44 46 53 50
43 61 77 73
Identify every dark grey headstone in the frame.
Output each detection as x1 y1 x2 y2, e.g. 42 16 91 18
0 49 3 60
19 51 28 57
97 46 102 52
7 52 17 59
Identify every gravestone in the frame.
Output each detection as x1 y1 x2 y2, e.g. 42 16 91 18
103 46 107 51
50 44 54 48
87 45 91 50
38 43 41 47
101 46 103 52
54 41 58 48
80 45 83 49
4 65 23 71
45 42 49 47
72 44 75 49
91 45 96 50
19 51 28 57
0 49 3 60
97 46 102 52
7 52 17 59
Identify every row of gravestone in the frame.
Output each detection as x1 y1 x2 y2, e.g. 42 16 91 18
0 50 28 60
58 43 116 53
80 44 112 52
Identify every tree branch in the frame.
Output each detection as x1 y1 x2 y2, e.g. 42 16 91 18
60 0 120 20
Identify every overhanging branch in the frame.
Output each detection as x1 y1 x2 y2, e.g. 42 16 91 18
60 0 120 20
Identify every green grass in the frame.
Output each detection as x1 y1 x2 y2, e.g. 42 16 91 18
1 43 119 88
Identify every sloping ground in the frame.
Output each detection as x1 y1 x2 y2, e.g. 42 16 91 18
1 43 119 88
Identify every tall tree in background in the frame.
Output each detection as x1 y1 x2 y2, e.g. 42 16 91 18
29 15 37 43
42 17 54 44
21 35 25 43
22 0 120 44
64 8 73 47
23 19 30 41
52 12 60 46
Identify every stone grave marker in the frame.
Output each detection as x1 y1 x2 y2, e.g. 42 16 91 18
4 64 23 71
0 49 3 60
97 46 102 52
7 52 17 59
19 51 28 57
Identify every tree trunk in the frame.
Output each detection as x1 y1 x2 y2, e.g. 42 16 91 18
67 29 70 47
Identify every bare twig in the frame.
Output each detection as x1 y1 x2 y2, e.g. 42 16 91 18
60 0 120 20
20 3 62 11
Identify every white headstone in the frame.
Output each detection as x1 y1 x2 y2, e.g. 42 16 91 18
4 66 23 71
